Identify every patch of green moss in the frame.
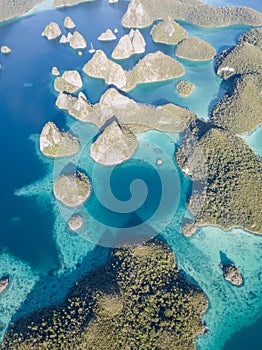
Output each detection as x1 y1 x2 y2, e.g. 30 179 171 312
1 240 208 350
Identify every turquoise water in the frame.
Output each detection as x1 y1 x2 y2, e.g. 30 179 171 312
0 0 261 349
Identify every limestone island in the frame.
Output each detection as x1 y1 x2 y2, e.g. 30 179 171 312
41 22 61 40
52 66 60 76
98 29 116 41
54 70 83 93
68 214 83 231
54 172 91 207
1 240 208 350
83 49 184 91
56 87 195 134
64 16 76 29
40 122 80 158
0 276 9 294
0 0 43 22
176 81 195 97
220 263 243 286
69 31 87 50
216 27 262 80
90 121 138 166
53 0 95 8
150 16 188 45
112 29 146 60
121 0 262 28
176 37 216 61
1 46 12 54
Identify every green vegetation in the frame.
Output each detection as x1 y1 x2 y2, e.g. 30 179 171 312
211 74 262 135
122 0 262 29
176 120 262 235
220 263 243 286
176 37 216 61
150 17 188 45
176 81 195 97
216 27 262 80
1 240 208 350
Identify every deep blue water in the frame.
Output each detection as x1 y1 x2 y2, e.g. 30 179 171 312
0 0 261 349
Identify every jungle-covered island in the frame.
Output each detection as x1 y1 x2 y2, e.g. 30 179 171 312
1 240 208 350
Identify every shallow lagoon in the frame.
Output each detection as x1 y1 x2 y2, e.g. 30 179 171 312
0 0 261 349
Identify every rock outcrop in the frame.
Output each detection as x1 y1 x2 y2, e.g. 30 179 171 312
68 215 83 231
54 172 91 207
97 29 116 41
176 81 195 97
41 22 61 40
1 45 12 54
64 16 76 29
69 31 87 49
54 70 83 93
112 29 146 59
176 37 216 61
40 122 80 158
52 67 60 76
220 263 243 286
91 121 138 165
0 276 9 294
151 16 188 45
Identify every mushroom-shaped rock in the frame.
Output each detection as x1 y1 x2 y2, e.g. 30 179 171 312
64 16 76 29
68 214 83 231
176 80 195 97
90 121 138 165
98 29 116 41
176 37 216 61
151 17 188 45
52 66 60 76
69 31 87 49
54 172 91 207
1 45 12 54
60 35 68 44
54 70 83 93
220 263 243 286
112 29 146 59
41 21 61 40
0 276 9 294
40 122 80 158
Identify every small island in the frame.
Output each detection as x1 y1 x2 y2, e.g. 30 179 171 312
220 263 243 286
40 122 80 158
0 276 9 294
41 22 61 40
97 29 116 41
176 80 195 97
90 121 138 165
53 0 95 7
112 29 146 59
69 31 87 50
176 37 216 61
68 214 83 231
0 46 12 54
1 240 208 349
151 16 188 45
54 172 91 207
54 70 83 93
64 16 76 29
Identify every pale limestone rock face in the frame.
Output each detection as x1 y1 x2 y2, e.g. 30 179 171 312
40 121 80 157
98 29 116 41
54 70 83 93
69 31 87 49
54 172 91 207
68 214 83 231
64 16 76 29
52 66 60 76
67 32 73 41
60 35 68 44
83 50 127 89
41 22 61 40
1 45 12 54
112 29 146 59
108 0 118 3
90 121 138 165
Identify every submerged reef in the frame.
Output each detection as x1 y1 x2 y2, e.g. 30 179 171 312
175 37 216 61
1 240 208 350
83 50 184 91
122 0 262 28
